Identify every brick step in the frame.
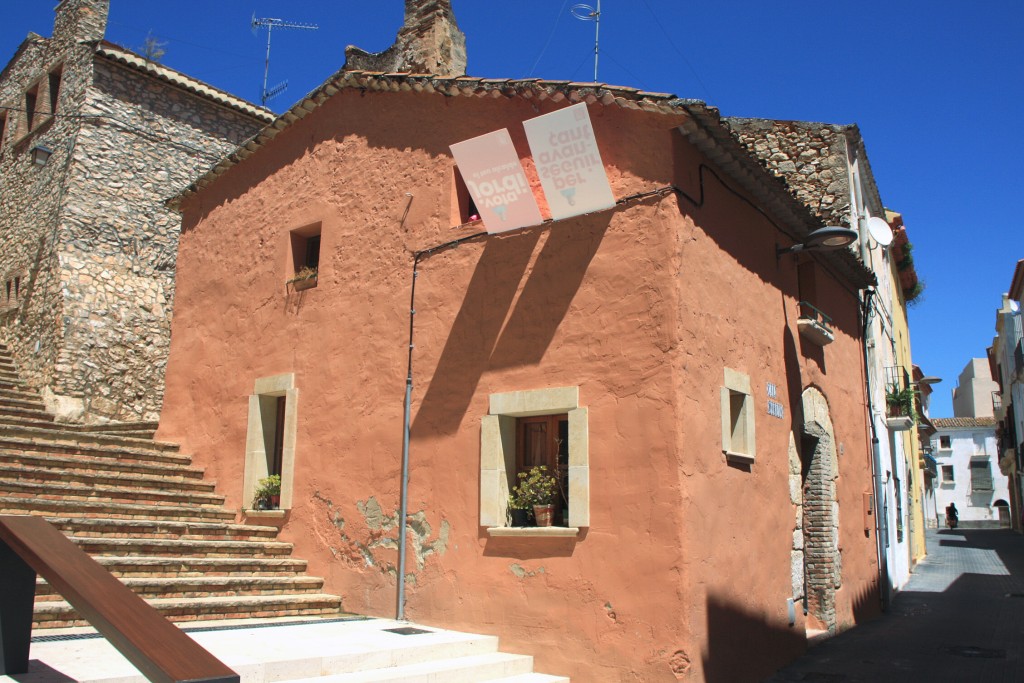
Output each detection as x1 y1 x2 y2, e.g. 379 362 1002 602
44 516 279 541
0 450 205 480
0 434 187 466
0 415 56 430
33 593 343 629
0 478 226 507
0 386 44 404
0 462 217 493
35 575 326 600
0 496 235 522
69 420 159 438
89 555 309 578
66 536 293 558
0 378 28 391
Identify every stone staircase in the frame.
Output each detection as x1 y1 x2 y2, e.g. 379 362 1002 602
0 342 343 628
0 343 569 681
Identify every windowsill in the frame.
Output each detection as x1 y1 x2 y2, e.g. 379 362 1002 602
724 450 755 464
486 526 580 538
244 509 287 518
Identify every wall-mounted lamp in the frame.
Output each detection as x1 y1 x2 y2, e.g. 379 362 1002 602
777 226 859 258
30 144 53 167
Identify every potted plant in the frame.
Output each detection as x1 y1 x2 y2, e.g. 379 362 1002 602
513 466 559 527
885 383 916 420
507 485 533 527
287 266 318 291
253 474 281 510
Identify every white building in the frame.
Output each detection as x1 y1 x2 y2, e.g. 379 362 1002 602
930 418 1009 527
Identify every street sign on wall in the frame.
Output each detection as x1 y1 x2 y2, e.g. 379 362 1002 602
523 102 615 221
449 129 543 234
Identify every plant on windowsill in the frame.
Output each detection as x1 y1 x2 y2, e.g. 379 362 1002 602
287 266 318 291
507 485 533 527
885 383 917 431
252 474 281 510
513 466 559 527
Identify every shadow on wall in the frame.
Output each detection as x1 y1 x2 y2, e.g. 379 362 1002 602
700 592 805 683
413 213 612 436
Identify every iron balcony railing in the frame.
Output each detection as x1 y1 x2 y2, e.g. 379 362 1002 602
1016 339 1024 375
797 301 833 334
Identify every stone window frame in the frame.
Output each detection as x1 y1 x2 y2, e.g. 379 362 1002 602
480 386 589 537
243 373 298 513
721 367 756 464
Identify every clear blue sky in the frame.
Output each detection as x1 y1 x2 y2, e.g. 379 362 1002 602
4 1 1022 417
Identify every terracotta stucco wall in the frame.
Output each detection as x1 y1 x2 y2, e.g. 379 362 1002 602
161 89 879 681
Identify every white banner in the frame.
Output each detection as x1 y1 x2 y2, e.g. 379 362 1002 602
449 129 543 233
523 103 615 221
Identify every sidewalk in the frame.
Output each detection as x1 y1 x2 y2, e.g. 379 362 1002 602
765 528 1024 682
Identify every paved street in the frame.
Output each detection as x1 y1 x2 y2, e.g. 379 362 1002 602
765 528 1024 682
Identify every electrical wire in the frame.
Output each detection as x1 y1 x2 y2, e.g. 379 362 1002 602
637 0 714 101
527 0 571 77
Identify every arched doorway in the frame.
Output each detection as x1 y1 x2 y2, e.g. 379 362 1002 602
800 387 840 633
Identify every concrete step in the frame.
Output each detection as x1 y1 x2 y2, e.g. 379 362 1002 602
34 593 344 628
0 478 226 507
69 420 160 439
0 450 205 480
0 393 45 411
0 415 55 431
0 377 28 391
35 575 326 600
0 404 52 421
0 496 235 522
0 462 216 493
45 516 279 541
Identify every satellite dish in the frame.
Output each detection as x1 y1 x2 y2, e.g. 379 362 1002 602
867 216 894 247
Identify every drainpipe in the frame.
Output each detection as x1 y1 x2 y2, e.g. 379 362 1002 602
861 288 890 612
396 255 420 621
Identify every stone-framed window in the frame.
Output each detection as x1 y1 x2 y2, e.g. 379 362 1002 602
480 386 589 536
23 81 40 134
721 367 756 464
243 373 298 512
48 64 63 114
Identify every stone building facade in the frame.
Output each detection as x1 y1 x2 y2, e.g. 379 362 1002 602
0 0 272 422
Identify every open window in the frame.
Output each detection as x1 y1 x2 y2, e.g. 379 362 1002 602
453 167 480 226
243 373 298 512
287 223 321 290
48 65 63 115
24 83 40 132
481 386 588 535
721 367 756 464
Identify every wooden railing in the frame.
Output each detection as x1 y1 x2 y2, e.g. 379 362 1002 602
0 515 238 682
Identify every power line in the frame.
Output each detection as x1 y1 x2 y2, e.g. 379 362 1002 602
527 0 571 77
638 0 714 101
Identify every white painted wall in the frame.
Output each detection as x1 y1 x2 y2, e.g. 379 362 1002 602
931 427 1008 526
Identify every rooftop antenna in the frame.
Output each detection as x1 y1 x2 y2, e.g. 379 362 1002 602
251 14 318 106
570 0 601 81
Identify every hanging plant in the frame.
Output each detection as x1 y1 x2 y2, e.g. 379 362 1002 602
904 280 926 306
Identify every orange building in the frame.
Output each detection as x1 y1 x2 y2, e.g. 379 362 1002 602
160 67 881 681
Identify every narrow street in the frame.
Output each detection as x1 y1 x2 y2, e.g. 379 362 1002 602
766 528 1024 682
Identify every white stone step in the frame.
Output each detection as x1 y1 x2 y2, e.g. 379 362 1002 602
3 618 568 683
287 652 535 682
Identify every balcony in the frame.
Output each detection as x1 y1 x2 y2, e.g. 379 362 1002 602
1016 339 1024 379
797 301 834 346
885 365 916 431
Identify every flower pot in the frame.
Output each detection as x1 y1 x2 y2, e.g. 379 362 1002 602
292 276 317 291
510 508 531 527
533 504 554 527
270 494 280 509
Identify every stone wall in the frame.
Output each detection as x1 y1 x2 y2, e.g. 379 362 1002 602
0 0 269 422
724 118 853 228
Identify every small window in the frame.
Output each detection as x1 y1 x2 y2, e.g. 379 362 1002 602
0 111 8 150
939 435 951 449
941 465 955 483
453 167 480 226
243 374 298 511
721 368 755 463
970 459 992 492
25 85 39 131
48 66 63 114
288 223 321 289
516 414 569 526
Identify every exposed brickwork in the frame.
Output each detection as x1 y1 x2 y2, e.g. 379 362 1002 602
344 0 467 77
0 0 269 423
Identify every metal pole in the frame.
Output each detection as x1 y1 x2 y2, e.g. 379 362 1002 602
593 0 601 81
396 258 419 621
262 24 273 106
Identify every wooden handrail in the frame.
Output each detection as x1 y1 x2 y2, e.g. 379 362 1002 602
0 515 238 682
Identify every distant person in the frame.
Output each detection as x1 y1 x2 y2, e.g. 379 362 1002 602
946 502 958 529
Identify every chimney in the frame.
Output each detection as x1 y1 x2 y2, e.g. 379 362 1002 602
344 0 467 77
53 0 109 46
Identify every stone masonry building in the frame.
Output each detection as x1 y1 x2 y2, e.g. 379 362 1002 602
0 0 272 422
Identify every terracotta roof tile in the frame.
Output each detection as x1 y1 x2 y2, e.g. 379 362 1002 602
931 417 997 429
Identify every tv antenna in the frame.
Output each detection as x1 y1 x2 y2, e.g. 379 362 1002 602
570 0 601 81
251 15 318 106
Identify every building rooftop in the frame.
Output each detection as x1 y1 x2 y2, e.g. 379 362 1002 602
931 417 997 429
